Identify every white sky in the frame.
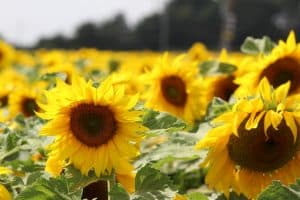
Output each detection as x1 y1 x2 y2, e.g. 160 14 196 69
0 0 169 46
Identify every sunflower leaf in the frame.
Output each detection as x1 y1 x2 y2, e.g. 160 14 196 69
110 183 130 200
16 177 82 200
135 132 203 170
142 110 186 130
241 36 276 55
187 192 208 200
205 97 232 121
200 61 237 76
132 165 177 200
258 181 300 200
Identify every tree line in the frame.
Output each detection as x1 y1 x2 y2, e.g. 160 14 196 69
33 0 300 50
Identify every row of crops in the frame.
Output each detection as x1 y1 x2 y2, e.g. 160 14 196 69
0 32 299 199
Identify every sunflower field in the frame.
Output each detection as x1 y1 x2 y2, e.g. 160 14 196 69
0 31 299 200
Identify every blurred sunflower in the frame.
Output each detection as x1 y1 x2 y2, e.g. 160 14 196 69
196 78 300 198
0 69 27 121
144 53 207 124
236 31 300 96
41 62 80 84
38 75 146 177
8 83 42 118
187 42 211 63
205 49 257 101
38 50 66 68
0 41 15 68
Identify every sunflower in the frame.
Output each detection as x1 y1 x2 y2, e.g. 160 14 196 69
195 78 300 199
236 31 300 97
187 42 211 63
0 69 27 121
0 41 15 68
41 62 80 84
38 75 146 177
144 53 207 124
8 83 42 118
205 49 257 101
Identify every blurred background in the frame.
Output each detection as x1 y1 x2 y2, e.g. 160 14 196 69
0 0 299 50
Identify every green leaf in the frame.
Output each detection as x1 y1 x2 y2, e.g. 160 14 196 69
200 61 237 76
6 132 20 151
188 192 208 200
258 181 300 200
205 97 232 121
16 165 112 199
132 165 177 200
240 36 276 55
136 132 203 170
110 183 130 200
40 72 67 82
26 172 44 185
142 110 186 130
16 177 82 200
62 165 100 192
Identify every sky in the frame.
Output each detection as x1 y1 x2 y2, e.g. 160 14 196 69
0 0 169 46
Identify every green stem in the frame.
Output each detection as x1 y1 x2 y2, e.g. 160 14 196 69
107 171 116 200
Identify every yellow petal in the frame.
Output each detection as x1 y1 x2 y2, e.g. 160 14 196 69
0 184 11 200
258 77 272 102
245 111 265 130
284 112 297 143
0 167 12 175
45 156 65 177
264 111 272 138
233 113 248 136
270 110 283 130
274 81 290 103
287 30 296 49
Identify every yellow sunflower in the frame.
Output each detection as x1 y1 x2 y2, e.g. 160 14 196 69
236 31 300 97
196 78 300 199
187 42 211 63
38 75 146 177
41 62 80 84
205 49 257 101
0 41 15 68
8 83 42 118
144 53 207 124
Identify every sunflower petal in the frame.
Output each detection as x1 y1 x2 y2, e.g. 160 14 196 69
284 112 297 143
258 77 272 102
274 81 290 103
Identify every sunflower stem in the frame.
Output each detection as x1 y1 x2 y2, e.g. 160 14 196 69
107 171 116 200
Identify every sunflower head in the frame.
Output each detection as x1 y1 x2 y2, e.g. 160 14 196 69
38 75 146 177
187 42 211 62
236 31 300 96
196 77 300 198
8 83 43 118
144 53 208 124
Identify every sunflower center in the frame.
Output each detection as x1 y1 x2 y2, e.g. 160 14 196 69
70 103 117 147
213 75 238 101
82 180 108 200
260 57 300 94
0 96 8 107
227 116 299 172
161 75 187 107
21 98 38 117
